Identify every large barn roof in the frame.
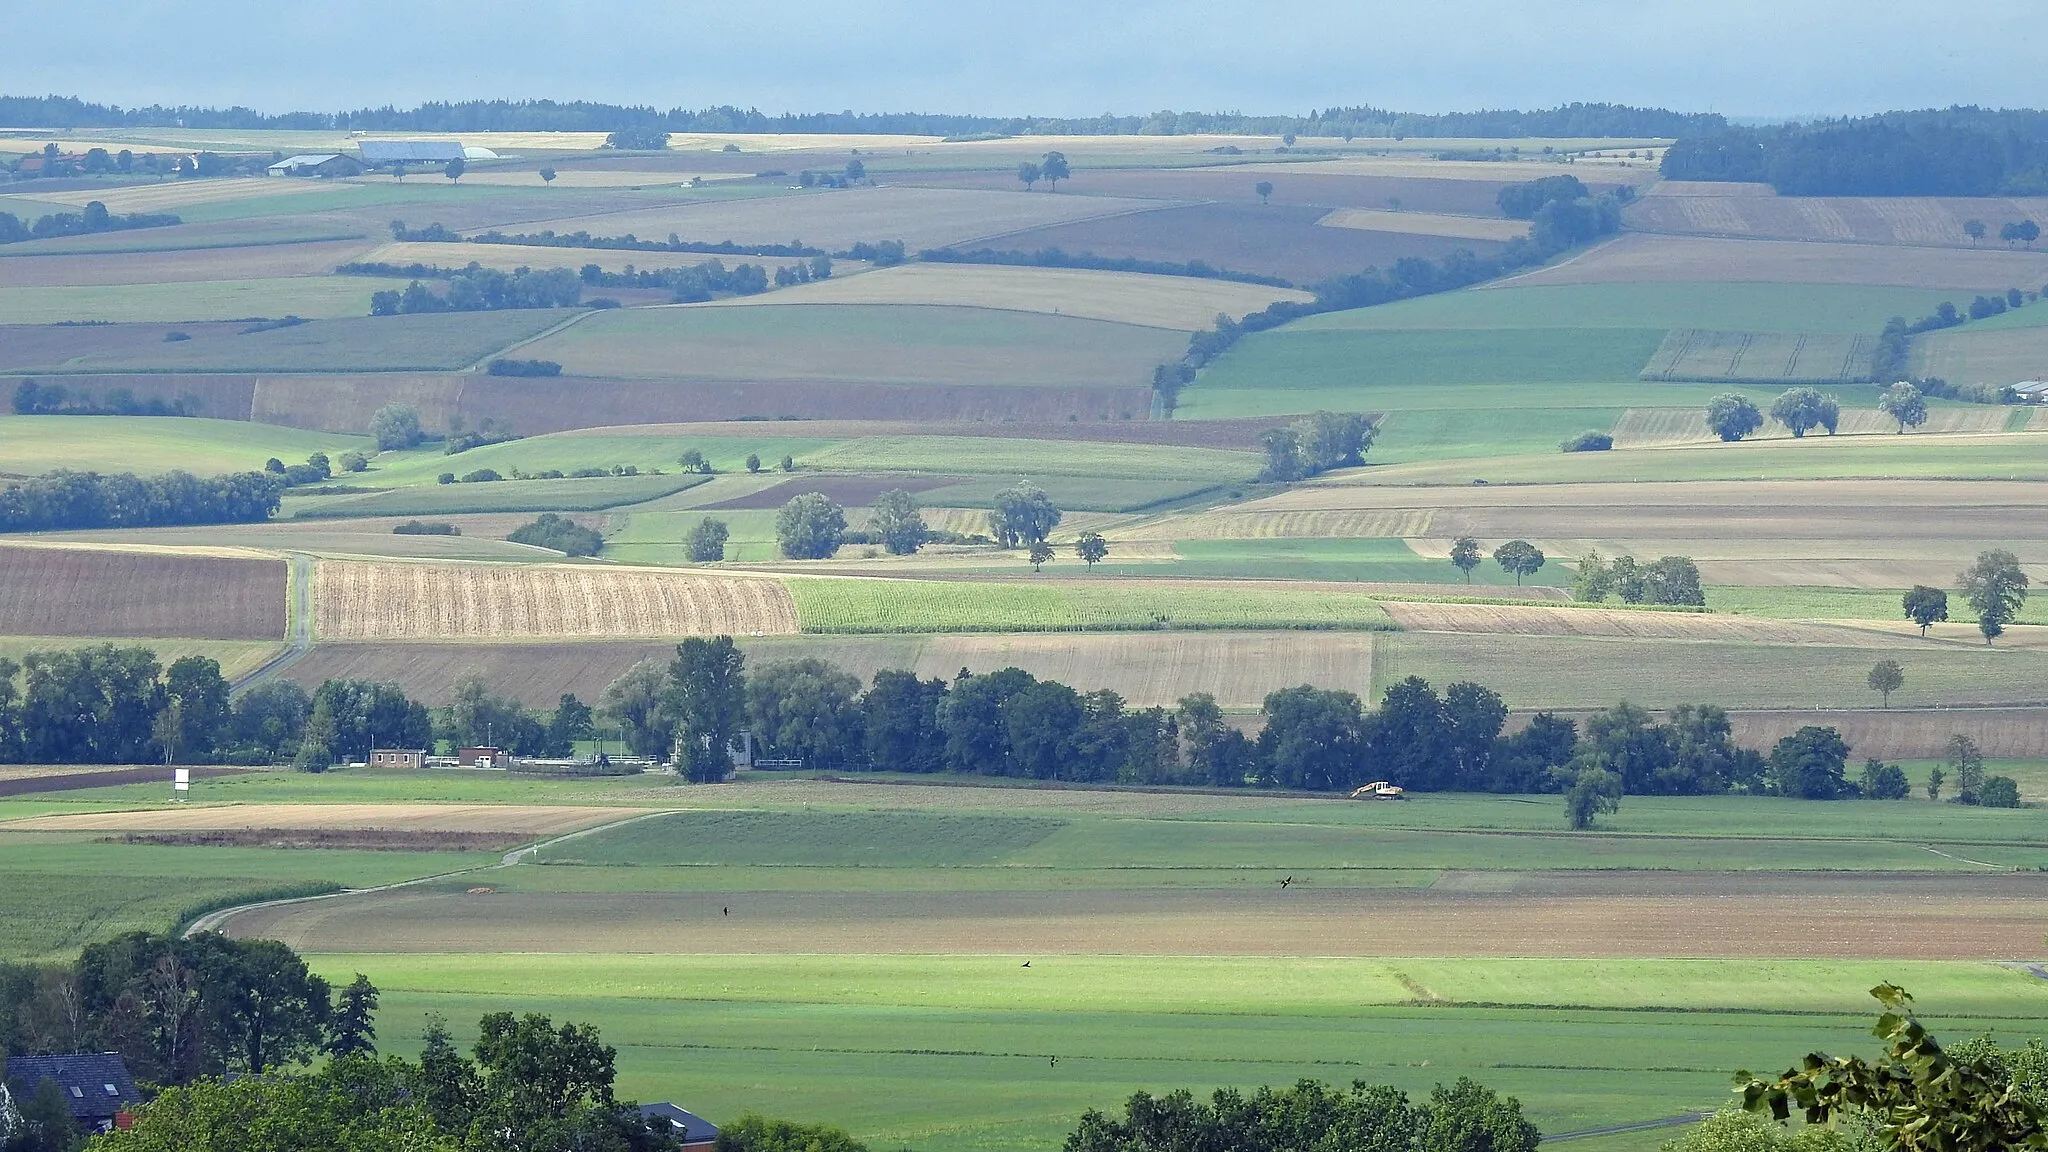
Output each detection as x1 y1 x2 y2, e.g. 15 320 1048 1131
359 140 465 162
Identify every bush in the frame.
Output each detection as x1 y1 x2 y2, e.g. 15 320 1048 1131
459 468 502 483
1560 430 1613 452
393 520 461 536
337 451 369 473
507 513 603 556
1980 775 2022 808
486 358 563 376
437 472 456 484
1859 758 1911 800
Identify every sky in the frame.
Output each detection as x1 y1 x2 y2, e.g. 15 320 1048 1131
14 0 2045 119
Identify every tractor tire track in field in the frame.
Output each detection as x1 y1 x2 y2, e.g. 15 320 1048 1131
230 552 314 693
183 807 679 937
1547 1114 1712 1143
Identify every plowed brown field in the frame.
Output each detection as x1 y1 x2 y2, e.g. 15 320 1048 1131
311 560 798 640
0 545 283 639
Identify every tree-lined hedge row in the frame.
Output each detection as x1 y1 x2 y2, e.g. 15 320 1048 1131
0 468 284 532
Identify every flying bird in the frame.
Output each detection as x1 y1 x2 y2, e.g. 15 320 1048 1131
1050 1056 1058 1067
1021 960 1031 967
722 906 729 916
1279 876 1294 889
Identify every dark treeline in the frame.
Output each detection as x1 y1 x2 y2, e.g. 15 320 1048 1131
1662 107 2048 194
0 199 179 245
920 244 1295 288
13 378 201 417
368 266 582 315
1874 297 2039 400
0 94 1721 139
1155 178 1628 409
468 227 826 258
0 468 284 533
0 646 592 768
599 637 1927 804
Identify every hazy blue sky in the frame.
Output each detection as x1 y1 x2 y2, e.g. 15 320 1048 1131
19 0 2044 118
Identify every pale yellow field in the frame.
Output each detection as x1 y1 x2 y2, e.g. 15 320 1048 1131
1288 156 1661 182
3 804 648 834
5 177 341 212
691 263 1312 330
361 241 825 274
311 560 798 640
1114 509 1438 541
353 170 751 188
1911 326 2048 385
1317 208 1529 241
502 185 1167 251
1377 601 1881 644
1608 405 2018 448
1505 232 2048 289
906 631 1378 708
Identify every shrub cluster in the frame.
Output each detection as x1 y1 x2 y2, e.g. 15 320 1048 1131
0 468 283 532
508 512 603 556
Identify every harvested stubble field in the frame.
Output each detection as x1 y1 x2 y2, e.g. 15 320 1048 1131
311 560 799 640
1508 233 2048 289
1317 208 1530 241
0 545 283 639
0 276 420 325
1326 281 1959 334
1910 325 2048 384
1377 601 1877 644
1624 189 2048 248
701 263 1312 329
783 576 1395 633
362 240 826 274
893 166 1614 215
570 417 1279 450
3 803 646 836
228 872 2048 960
10 177 341 213
1638 330 1877 384
1718 707 2048 761
0 310 567 373
0 239 376 287
521 303 1185 387
502 185 1164 250
981 202 1510 285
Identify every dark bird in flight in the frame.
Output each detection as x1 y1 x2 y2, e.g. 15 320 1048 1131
1021 960 1031 967
1050 1056 1058 1067
1279 876 1294 889
722 906 729 916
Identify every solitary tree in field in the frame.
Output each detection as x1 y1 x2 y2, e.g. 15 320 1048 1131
1028 539 1054 572
2001 219 2041 249
1705 393 1764 442
1964 218 1987 245
1449 536 1483 583
1075 532 1109 568
539 166 557 186
1040 151 1070 190
1927 765 1945 801
1959 549 2029 643
1254 180 1274 204
1878 381 1928 433
1903 585 1949 636
1565 765 1621 830
844 158 866 184
779 454 795 472
1492 539 1546 585
1948 734 1987 804
445 157 465 183
744 453 761 474
990 481 1062 548
686 517 729 562
776 493 847 560
1770 387 1839 437
1867 659 1905 708
1017 161 1041 190
870 488 930 556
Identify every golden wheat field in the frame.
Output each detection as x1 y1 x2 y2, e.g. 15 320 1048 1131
311 560 799 640
10 177 340 212
1376 601 1888 643
695 263 1313 330
1315 208 1530 241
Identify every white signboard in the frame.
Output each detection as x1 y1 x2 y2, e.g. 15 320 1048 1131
173 767 190 799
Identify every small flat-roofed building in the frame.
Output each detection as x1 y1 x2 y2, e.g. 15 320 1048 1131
458 746 513 769
266 153 363 177
369 748 428 769
358 140 466 165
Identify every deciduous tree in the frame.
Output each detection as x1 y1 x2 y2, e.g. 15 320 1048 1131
686 517 729 562
990 481 1062 547
1959 549 2029 643
1075 531 1109 568
666 636 746 781
1254 180 1273 203
1879 381 1929 433
1868 659 1905 708
1904 585 1950 636
776 492 847 559
1770 387 1839 438
1027 539 1054 571
1491 539 1545 585
1040 151 1070 189
1706 393 1764 442
1450 536 1483 584
870 488 929 555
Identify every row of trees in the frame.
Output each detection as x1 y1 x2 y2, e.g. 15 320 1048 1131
1258 412 1375 481
13 380 202 418
369 267 583 316
769 482 1063 561
0 469 284 533
1068 1077 1537 1152
0 200 179 246
0 647 593 767
1705 388 1843 441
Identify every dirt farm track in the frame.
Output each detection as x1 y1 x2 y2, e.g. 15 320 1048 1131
220 871 2048 960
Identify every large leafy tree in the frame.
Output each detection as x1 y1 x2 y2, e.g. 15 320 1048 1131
1491 539 1546 585
989 481 1062 548
1958 549 2029 644
1449 536 1483 583
1879 381 1929 433
666 637 746 781
1903 585 1949 637
747 658 865 769
869 488 929 555
1258 686 1363 791
775 492 846 559
1770 387 1840 438
1706 393 1765 442
1766 725 1851 799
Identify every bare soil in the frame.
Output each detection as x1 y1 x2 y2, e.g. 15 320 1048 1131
0 765 248 797
0 545 284 639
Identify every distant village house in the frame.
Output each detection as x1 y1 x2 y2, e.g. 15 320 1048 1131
369 748 427 769
266 153 363 178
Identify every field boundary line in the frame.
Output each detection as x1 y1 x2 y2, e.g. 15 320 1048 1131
180 807 681 937
461 306 604 371
230 552 314 693
1547 1113 1711 1142
1920 846 2004 869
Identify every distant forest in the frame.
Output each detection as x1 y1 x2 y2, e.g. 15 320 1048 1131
0 94 1721 139
1661 107 2048 195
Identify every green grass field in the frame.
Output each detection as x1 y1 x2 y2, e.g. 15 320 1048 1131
1350 433 2048 485
289 473 711 519
1081 538 1571 586
0 277 417 324
1709 585 2048 627
784 576 1398 633
0 415 370 476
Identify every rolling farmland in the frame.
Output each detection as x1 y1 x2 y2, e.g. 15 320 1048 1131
1508 232 2048 289
1638 329 1878 384
0 545 284 639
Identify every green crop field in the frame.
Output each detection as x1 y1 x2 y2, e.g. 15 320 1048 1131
2 309 569 373
784 576 1399 633
1709 585 2048 626
520 303 1186 385
1351 432 2048 485
1295 283 1959 334
1078 538 1571 586
0 276 419 324
290 473 711 518
0 414 370 476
